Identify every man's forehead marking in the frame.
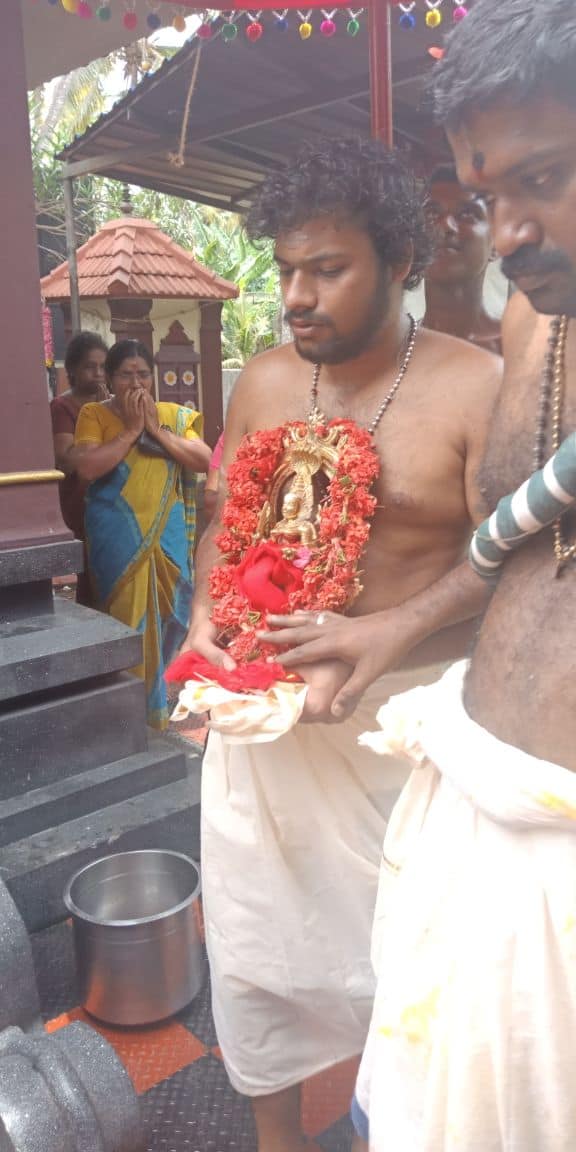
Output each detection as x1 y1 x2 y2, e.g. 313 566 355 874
461 144 568 193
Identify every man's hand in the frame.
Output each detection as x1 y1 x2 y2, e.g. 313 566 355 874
180 615 236 670
295 658 356 723
259 609 417 719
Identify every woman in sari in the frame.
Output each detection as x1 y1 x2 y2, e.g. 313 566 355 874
72 339 211 728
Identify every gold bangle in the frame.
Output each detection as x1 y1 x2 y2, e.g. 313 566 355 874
0 469 65 487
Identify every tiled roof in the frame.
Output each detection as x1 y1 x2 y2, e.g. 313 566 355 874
40 216 238 302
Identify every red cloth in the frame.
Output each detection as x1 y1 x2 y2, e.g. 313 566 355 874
50 394 85 541
165 651 293 691
235 542 304 614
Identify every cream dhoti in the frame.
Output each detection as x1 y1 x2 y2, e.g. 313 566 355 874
201 666 444 1097
354 661 576 1152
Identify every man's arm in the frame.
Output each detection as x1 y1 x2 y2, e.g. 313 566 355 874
328 563 493 717
259 563 493 718
203 466 220 525
204 431 224 524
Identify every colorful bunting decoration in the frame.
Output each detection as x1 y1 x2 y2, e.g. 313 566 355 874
38 0 470 36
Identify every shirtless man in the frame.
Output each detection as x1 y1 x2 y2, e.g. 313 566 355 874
423 164 502 354
184 136 500 1152
328 1 576 1148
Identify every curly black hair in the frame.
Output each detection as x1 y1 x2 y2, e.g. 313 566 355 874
433 0 576 130
245 136 434 292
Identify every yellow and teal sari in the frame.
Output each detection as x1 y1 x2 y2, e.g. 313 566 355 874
75 401 202 729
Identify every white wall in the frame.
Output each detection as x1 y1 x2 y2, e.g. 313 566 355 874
75 298 202 354
149 299 201 349
405 260 509 322
78 302 111 343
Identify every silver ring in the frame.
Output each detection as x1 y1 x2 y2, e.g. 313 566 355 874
316 613 326 626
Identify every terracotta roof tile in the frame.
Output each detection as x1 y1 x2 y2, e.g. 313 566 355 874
41 216 238 302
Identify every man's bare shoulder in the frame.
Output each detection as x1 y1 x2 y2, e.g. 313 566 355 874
223 342 309 442
420 325 501 368
235 341 300 383
418 327 502 408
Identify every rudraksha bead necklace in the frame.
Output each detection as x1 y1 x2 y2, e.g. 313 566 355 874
534 314 573 573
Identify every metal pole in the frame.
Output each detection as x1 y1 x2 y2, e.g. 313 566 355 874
63 174 81 334
369 0 393 146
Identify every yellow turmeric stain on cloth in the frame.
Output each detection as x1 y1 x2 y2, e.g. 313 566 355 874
535 792 576 821
379 988 440 1044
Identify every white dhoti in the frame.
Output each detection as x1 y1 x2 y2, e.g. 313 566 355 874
201 666 444 1097
354 661 576 1152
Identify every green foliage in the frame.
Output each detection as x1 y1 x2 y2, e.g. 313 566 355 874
221 292 279 368
30 57 280 364
125 195 281 366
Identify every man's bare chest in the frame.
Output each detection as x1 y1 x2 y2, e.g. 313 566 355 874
480 318 576 509
247 389 464 525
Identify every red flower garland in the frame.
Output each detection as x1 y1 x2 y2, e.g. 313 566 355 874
208 419 379 665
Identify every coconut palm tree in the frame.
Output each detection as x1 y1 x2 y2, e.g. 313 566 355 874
35 38 169 145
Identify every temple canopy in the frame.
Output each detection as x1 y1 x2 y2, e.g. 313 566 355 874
58 13 445 212
23 0 179 88
22 0 378 88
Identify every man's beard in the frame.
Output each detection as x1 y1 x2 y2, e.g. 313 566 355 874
286 270 392 366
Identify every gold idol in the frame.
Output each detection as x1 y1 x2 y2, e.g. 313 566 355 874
257 422 343 547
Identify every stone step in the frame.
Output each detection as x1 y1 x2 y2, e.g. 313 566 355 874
0 597 142 704
2 770 202 932
0 673 147 799
0 541 83 589
0 734 189 848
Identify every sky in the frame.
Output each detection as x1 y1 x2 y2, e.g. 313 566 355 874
103 13 200 102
